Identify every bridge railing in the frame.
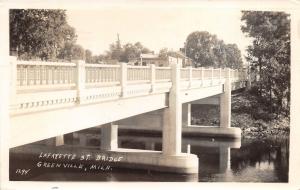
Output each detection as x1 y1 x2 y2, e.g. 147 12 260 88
14 59 246 92
155 67 171 82
127 65 151 83
85 64 120 87
16 60 77 91
10 57 248 112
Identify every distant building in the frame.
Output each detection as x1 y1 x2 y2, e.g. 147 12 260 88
129 51 193 67
167 51 193 67
139 53 166 66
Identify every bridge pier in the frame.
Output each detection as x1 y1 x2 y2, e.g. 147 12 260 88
182 103 191 127
162 63 182 156
77 133 88 146
220 68 231 128
55 135 65 146
44 135 64 146
219 146 231 173
101 123 118 151
158 63 198 173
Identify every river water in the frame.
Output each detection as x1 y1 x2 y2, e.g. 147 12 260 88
10 130 289 182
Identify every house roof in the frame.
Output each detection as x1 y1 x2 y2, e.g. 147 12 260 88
168 51 192 61
140 53 160 59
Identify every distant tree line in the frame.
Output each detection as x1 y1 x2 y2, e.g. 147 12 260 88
241 11 290 116
9 9 243 70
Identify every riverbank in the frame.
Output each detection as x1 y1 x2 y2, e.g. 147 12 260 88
191 91 290 139
231 91 290 139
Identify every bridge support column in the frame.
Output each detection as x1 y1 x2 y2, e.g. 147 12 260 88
219 147 231 173
44 135 64 146
101 123 118 151
162 63 182 156
158 62 198 174
182 103 191 127
55 135 64 146
220 68 231 128
78 133 88 146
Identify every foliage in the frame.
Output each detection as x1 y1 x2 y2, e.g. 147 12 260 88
120 42 151 62
57 43 85 61
106 39 151 62
231 92 290 139
158 48 169 59
10 9 77 61
85 49 93 63
241 11 290 115
184 31 243 69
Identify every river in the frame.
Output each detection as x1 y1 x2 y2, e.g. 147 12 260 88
9 130 289 182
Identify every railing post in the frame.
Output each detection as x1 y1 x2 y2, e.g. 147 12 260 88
150 64 155 92
211 67 214 85
76 60 85 104
201 67 204 86
120 62 127 97
188 66 193 88
10 56 18 110
219 68 222 84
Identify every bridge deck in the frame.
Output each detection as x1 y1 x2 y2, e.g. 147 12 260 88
9 58 247 148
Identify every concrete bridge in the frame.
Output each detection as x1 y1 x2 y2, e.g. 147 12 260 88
7 56 248 174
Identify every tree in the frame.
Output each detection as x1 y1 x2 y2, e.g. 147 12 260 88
185 31 218 67
71 44 85 60
225 44 243 69
241 11 290 115
185 31 243 69
106 39 151 62
10 9 76 61
157 48 168 59
85 49 93 63
107 34 123 61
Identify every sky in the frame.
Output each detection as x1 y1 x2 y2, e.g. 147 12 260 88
66 6 252 60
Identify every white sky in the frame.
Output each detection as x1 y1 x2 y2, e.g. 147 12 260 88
67 7 252 60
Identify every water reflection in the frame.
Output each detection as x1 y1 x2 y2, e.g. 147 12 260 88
9 129 289 182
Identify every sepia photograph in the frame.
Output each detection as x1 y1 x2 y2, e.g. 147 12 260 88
0 0 299 189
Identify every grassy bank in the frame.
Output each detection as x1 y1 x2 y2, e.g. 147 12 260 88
191 91 290 139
